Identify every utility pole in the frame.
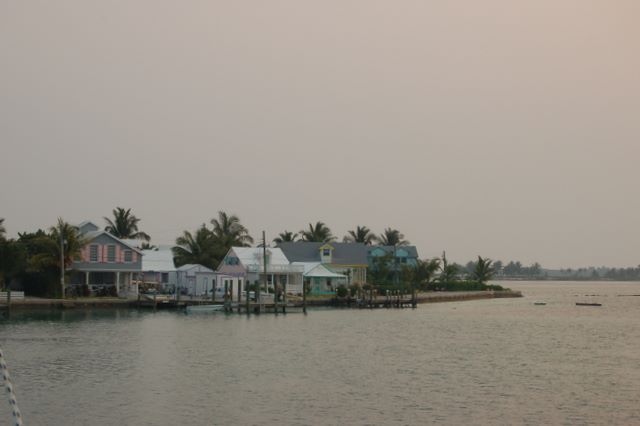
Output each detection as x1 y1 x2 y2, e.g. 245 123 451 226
60 231 65 299
270 232 278 315
258 231 266 314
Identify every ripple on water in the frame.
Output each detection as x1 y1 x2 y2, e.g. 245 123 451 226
2 282 640 425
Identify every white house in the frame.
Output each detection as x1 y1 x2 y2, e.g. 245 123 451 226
140 247 177 291
174 264 236 300
217 247 305 295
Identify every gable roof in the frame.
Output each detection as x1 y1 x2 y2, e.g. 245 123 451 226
82 230 144 254
294 262 346 279
77 221 100 234
142 248 175 272
231 247 291 266
277 242 368 265
177 264 214 273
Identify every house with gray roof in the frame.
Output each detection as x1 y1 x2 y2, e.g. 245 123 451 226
277 242 369 292
70 221 143 297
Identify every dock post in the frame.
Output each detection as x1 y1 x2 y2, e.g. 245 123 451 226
237 281 241 313
302 281 307 314
282 285 287 314
274 278 279 316
224 282 229 312
245 280 250 315
412 285 417 308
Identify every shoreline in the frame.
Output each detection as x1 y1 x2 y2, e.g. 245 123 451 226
2 290 521 311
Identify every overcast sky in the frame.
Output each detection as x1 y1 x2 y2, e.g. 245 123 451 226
2 1 639 268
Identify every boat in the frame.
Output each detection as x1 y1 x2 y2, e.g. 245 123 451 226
533 301 546 306
186 304 225 314
576 302 602 307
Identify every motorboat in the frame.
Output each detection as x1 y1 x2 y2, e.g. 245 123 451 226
186 304 225 314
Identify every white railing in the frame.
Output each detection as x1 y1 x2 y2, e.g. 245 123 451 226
245 264 304 274
0 291 24 300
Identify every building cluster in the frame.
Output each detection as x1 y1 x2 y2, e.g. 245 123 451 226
69 221 419 299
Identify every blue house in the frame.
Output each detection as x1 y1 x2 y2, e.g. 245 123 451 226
367 245 419 268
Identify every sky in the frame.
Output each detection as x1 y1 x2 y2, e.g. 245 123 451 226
1 1 639 269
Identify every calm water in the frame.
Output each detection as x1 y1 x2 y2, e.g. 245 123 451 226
2 281 640 425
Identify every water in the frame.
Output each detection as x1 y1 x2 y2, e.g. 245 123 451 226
2 281 640 425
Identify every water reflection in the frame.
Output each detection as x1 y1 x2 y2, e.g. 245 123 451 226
1 282 640 425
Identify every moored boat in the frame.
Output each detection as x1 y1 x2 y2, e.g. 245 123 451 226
186 304 225 314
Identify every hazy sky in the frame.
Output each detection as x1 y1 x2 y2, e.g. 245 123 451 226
2 1 639 268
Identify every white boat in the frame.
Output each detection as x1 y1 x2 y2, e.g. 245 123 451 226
186 304 225 314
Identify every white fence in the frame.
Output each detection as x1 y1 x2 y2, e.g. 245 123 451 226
0 291 25 300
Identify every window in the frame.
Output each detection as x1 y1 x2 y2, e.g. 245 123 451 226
322 249 331 256
107 245 116 262
124 250 133 263
89 245 98 262
400 258 407 264
161 273 169 283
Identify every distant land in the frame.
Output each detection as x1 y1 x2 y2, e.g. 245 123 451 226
460 260 640 282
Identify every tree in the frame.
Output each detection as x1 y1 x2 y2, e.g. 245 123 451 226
368 253 394 285
104 207 150 241
493 260 503 276
210 211 254 248
438 251 459 286
471 256 495 285
173 225 218 269
403 258 441 291
28 218 86 297
300 221 334 242
343 226 377 245
0 222 27 290
503 261 522 277
273 231 298 244
378 228 409 246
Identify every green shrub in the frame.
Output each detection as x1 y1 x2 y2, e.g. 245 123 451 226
336 285 349 298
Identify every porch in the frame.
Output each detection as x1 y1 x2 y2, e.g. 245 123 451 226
69 271 138 297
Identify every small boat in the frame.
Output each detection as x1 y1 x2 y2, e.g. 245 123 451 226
576 302 602 307
533 301 546 306
186 304 225 314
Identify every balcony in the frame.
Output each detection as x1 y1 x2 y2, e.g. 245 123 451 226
245 264 304 274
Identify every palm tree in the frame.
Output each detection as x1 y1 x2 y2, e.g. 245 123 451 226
28 218 87 297
173 225 218 269
409 258 441 290
300 221 334 242
210 211 254 248
471 256 495 285
438 251 459 286
378 228 409 246
273 231 298 244
139 242 157 250
343 226 377 245
104 207 150 241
